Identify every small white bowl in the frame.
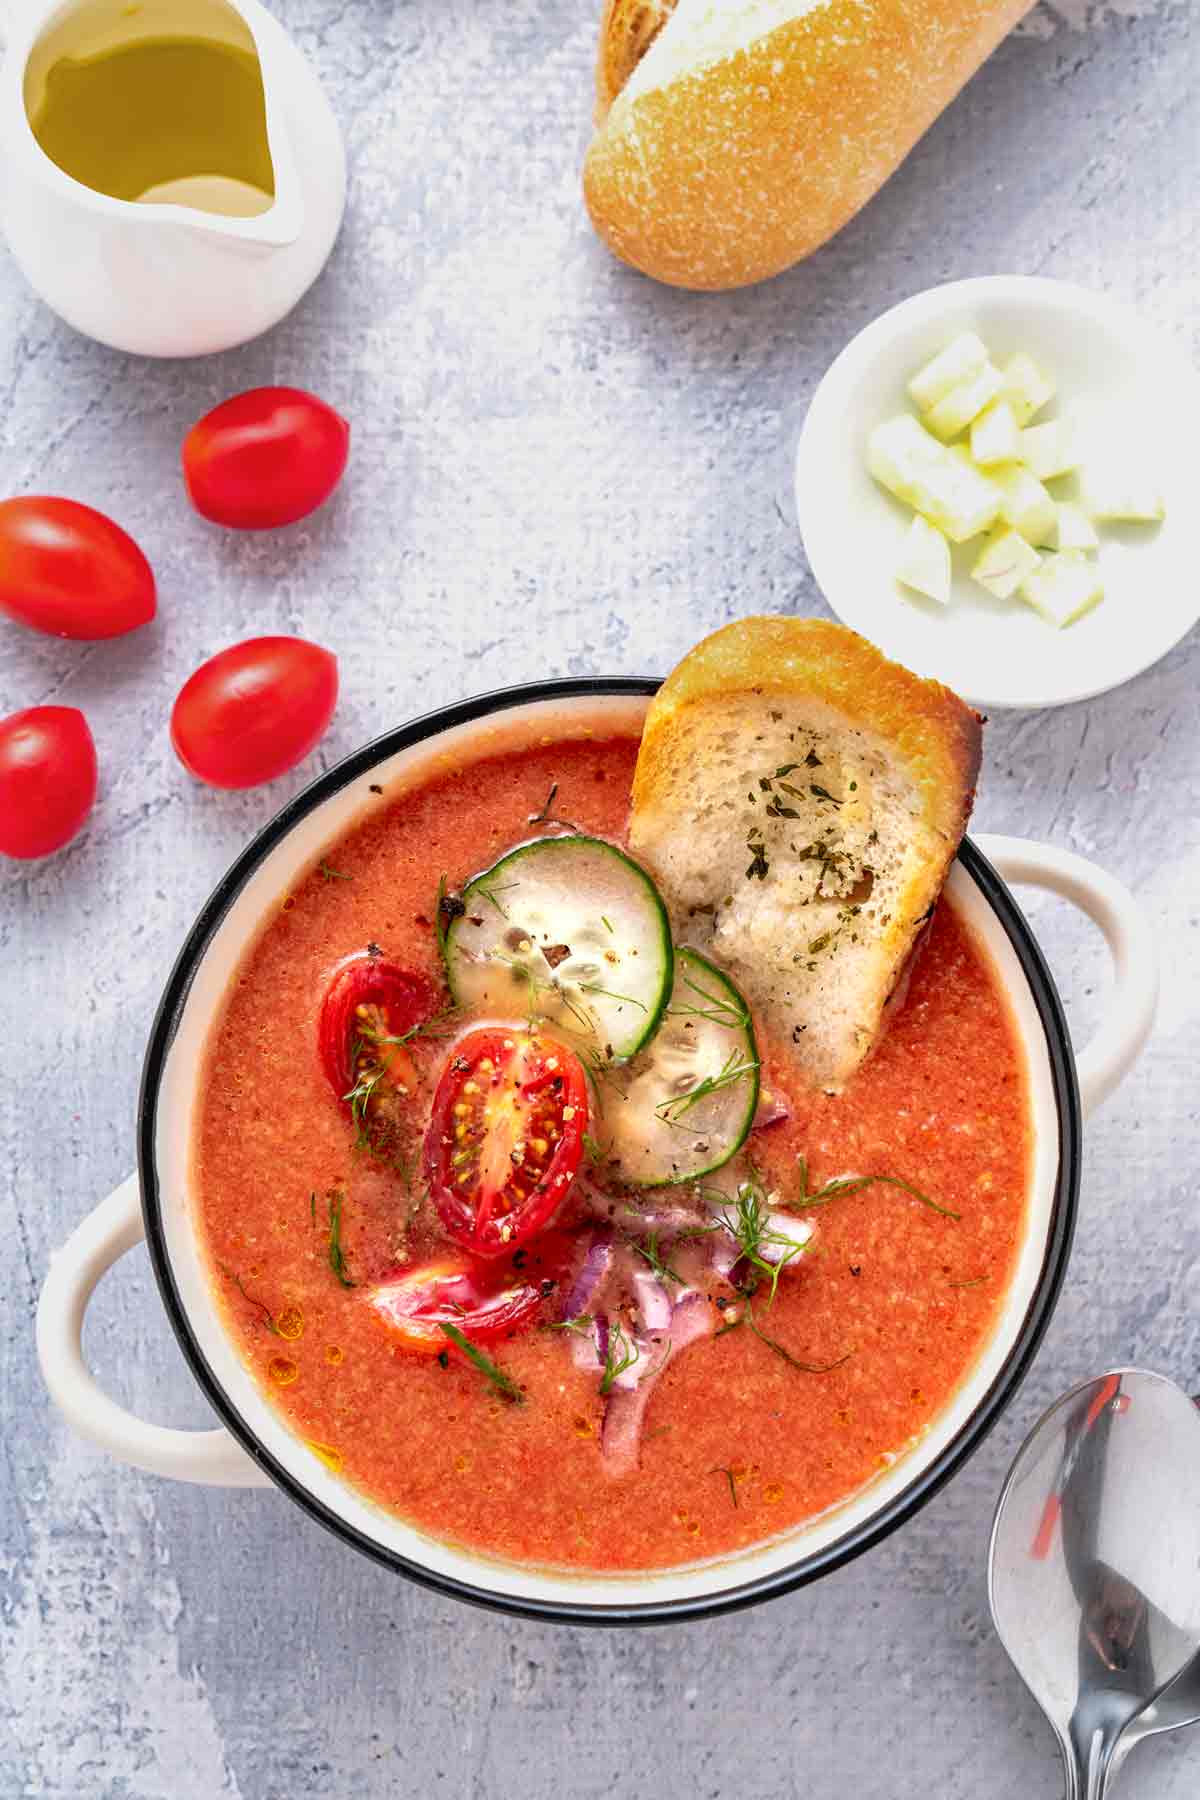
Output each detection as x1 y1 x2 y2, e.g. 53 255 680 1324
795 276 1200 710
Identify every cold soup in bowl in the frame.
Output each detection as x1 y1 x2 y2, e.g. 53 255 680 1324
193 712 1031 1573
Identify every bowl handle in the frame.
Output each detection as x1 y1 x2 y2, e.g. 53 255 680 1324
973 834 1158 1120
36 1174 272 1486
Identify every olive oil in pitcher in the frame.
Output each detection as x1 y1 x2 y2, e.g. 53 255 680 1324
28 30 275 217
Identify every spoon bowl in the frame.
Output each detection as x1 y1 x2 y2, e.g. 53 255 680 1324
989 1369 1200 1797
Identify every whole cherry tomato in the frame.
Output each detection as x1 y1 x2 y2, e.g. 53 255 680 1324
182 387 350 529
0 497 155 640
0 706 97 859
170 636 338 789
424 1028 589 1258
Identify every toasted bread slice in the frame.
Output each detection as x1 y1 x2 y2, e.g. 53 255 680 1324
628 618 982 1090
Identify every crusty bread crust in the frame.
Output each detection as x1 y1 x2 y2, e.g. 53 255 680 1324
595 0 677 117
585 0 1033 291
634 616 981 841
630 618 983 1088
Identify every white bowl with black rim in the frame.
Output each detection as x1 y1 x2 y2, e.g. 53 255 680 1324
35 681 1157 1624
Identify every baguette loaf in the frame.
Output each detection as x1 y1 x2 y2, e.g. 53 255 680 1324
585 0 1034 291
628 617 982 1089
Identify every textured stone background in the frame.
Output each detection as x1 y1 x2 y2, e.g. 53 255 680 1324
1 0 1198 1793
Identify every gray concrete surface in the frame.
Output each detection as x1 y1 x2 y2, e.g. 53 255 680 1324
1 0 1197 1793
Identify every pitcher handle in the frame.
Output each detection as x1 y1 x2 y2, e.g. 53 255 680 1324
36 1174 272 1486
973 834 1157 1121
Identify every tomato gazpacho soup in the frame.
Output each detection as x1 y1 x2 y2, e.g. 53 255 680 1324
195 716 1030 1573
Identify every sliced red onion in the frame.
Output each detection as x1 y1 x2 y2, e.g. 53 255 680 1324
561 1233 614 1321
752 1088 791 1132
757 1211 815 1265
600 1294 716 1478
632 1268 673 1334
711 1228 741 1281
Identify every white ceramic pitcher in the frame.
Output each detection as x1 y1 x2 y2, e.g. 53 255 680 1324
0 0 346 356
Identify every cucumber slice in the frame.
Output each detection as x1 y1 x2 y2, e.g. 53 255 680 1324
598 948 760 1189
443 835 672 1061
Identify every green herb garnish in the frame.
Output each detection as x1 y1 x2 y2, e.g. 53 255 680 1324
626 1230 688 1287
789 1156 958 1220
439 1322 524 1403
327 1191 355 1289
474 881 518 920
582 1132 605 1166
716 1172 811 1304
654 1047 759 1128
319 861 352 882
810 784 842 806
711 1465 739 1509
221 1265 281 1336
548 1313 594 1336
600 915 615 934
599 1317 640 1396
949 1275 989 1290
668 966 750 1031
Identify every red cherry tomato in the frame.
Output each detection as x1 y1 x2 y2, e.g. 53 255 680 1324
318 954 439 1147
182 386 350 529
369 1234 570 1353
0 706 97 859
425 1028 588 1258
0 497 155 640
170 635 337 789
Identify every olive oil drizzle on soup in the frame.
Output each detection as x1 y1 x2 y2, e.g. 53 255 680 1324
195 725 1030 1572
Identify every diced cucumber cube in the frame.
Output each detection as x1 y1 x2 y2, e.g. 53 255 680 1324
908 332 990 411
970 399 1020 466
970 528 1042 601
924 363 1005 442
1019 422 1080 481
1050 502 1099 552
992 463 1058 546
999 352 1056 426
1019 551 1104 628
867 415 1003 543
896 515 952 605
1079 460 1166 523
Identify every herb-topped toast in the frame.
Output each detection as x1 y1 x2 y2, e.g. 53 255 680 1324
628 617 983 1090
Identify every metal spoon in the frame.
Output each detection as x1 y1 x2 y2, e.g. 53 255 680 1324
1109 1651 1200 1780
988 1369 1200 1797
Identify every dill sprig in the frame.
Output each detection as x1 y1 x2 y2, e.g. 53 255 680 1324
319 861 352 882
626 1230 687 1287
790 1155 958 1220
438 1323 524 1404
473 880 518 920
655 1047 759 1128
220 1265 281 1336
547 1314 594 1336
668 966 751 1030
599 1317 640 1396
718 1173 811 1304
343 1008 454 1148
711 1465 739 1509
577 980 647 1012
720 1297 852 1375
326 1191 355 1289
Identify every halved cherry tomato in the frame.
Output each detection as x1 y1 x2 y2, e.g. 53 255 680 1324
170 635 337 789
425 1028 588 1258
369 1233 571 1352
182 387 349 529
0 706 97 859
0 496 155 640
318 954 438 1146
